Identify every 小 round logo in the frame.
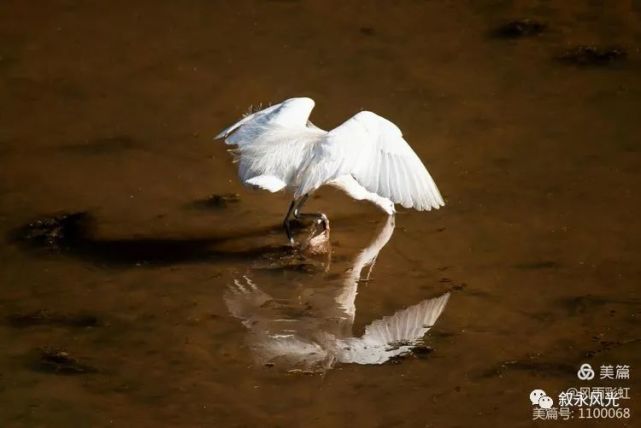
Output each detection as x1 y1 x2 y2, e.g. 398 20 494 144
577 363 595 380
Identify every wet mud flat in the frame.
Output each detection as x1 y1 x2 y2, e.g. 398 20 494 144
1 0 641 427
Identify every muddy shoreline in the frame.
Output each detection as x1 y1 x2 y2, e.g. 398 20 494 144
1 1 640 427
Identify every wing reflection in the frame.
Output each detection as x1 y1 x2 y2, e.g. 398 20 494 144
224 216 450 373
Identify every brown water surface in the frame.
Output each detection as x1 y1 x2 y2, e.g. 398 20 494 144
1 1 640 427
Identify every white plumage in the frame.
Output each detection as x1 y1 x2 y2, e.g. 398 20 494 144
215 97 444 242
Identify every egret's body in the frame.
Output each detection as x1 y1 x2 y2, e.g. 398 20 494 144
215 97 444 243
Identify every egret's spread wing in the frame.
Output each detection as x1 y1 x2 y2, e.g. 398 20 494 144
361 292 450 347
214 103 281 141
297 111 444 211
336 293 450 364
215 97 316 145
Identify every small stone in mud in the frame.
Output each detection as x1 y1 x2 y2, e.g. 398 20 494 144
190 193 241 209
7 310 100 328
11 212 90 250
36 348 96 374
492 19 546 38
557 46 627 66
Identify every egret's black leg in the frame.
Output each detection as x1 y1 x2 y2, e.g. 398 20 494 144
283 199 297 245
293 194 329 231
292 194 309 217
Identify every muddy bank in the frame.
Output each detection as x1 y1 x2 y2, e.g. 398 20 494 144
1 0 640 427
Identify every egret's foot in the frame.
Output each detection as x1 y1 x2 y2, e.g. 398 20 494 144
284 213 329 247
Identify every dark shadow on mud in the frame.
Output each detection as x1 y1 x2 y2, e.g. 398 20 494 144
66 237 287 266
30 347 97 375
7 211 300 267
489 19 546 39
185 193 241 211
7 309 101 328
58 135 139 155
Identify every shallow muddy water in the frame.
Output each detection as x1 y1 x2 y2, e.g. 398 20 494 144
1 1 641 427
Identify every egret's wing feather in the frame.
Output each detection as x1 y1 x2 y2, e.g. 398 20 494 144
245 175 287 192
216 97 322 187
336 293 450 364
214 103 281 140
215 97 316 145
297 111 444 211
361 292 450 346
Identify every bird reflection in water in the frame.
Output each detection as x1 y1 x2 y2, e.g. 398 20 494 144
224 216 449 373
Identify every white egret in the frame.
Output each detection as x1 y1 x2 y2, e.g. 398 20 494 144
215 97 444 243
